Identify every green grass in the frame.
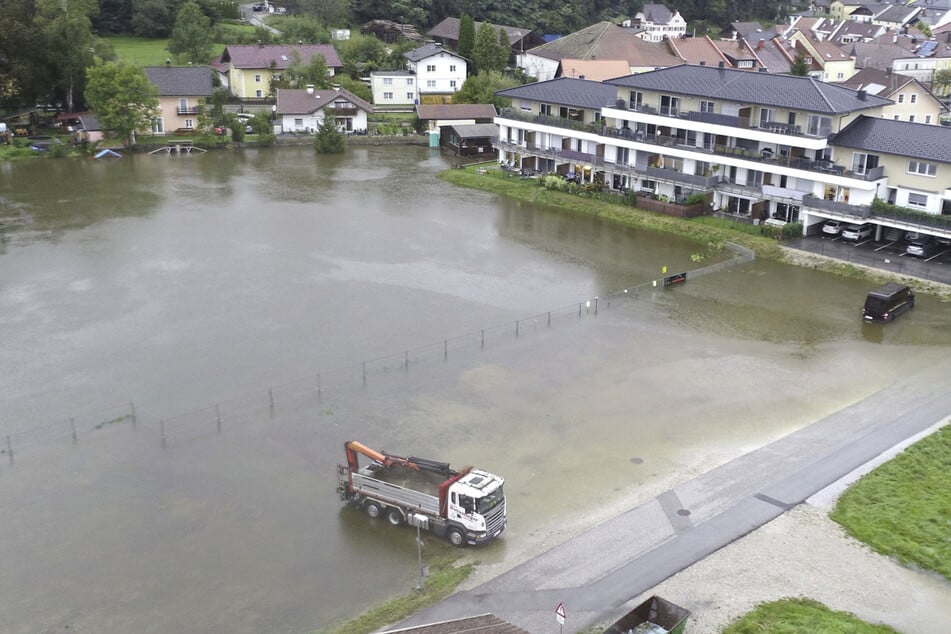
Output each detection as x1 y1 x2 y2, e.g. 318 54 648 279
318 557 473 634
106 36 171 66
723 598 899 633
830 425 951 580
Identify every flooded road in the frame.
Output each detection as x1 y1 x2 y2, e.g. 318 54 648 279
1 146 949 633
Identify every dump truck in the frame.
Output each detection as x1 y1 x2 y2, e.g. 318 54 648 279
336 440 506 546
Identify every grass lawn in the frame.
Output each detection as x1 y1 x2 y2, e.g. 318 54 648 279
723 598 899 633
830 424 951 580
106 36 171 66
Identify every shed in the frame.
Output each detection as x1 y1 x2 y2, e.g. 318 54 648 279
441 123 498 156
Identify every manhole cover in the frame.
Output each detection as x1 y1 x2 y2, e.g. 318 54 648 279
677 509 691 517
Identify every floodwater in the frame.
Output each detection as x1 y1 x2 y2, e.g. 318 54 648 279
1 146 949 633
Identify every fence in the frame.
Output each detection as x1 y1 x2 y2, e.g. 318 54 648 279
795 239 951 285
0 244 754 464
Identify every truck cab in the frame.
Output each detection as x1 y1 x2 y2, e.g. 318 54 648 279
444 469 506 545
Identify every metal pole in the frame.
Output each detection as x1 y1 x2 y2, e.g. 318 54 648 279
268 388 274 412
5 435 12 464
160 419 166 449
515 320 519 338
317 373 322 401
130 401 137 430
480 329 485 350
216 403 221 433
71 417 77 444
404 351 409 372
362 361 367 386
415 523 424 591
594 296 599 315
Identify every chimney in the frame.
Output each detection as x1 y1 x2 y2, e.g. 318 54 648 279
857 89 867 101
757 39 765 50
718 61 725 68
700 60 706 66
306 84 314 94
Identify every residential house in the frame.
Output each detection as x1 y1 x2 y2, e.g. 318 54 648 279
622 4 687 42
415 103 497 133
275 85 372 134
369 70 418 110
143 65 214 134
668 36 731 67
427 17 541 55
404 43 467 105
212 44 342 99
829 0 883 23
711 38 765 70
728 21 779 45
519 22 681 82
556 59 632 81
787 29 856 80
873 4 922 30
839 67 946 123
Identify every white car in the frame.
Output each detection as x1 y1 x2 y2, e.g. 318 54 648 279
841 223 874 241
821 220 845 236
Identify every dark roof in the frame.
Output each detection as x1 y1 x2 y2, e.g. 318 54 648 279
834 115 951 164
427 17 530 45
275 87 373 115
144 65 213 97
605 64 891 114
416 104 497 120
78 113 101 131
219 44 342 70
527 21 680 67
382 614 531 634
639 4 674 23
405 42 466 63
496 76 619 109
444 123 500 138
838 67 915 95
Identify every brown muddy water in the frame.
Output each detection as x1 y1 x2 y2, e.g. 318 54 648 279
1 146 949 633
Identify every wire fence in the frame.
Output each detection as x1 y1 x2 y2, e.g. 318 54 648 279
794 238 951 285
1 244 754 464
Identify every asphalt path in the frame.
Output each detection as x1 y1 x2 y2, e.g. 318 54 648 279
395 362 951 632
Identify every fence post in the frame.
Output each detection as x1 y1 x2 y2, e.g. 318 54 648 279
130 401 137 430
481 329 485 350
547 311 551 328
594 296 599 316
444 339 448 362
404 351 409 372
160 419 166 449
515 320 519 338
5 435 11 464
216 404 221 433
317 373 322 402
362 361 367 386
71 418 78 444
268 388 274 413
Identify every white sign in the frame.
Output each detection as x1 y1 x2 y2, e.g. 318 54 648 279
555 602 566 625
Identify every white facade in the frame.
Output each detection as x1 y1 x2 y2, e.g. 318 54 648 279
624 9 687 42
406 48 467 96
279 107 369 134
517 53 561 82
369 72 418 108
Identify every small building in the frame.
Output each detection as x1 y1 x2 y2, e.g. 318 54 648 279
415 103 498 132
143 64 214 134
441 122 498 155
77 113 104 144
211 44 342 99
275 85 373 134
404 43 467 104
369 70 418 110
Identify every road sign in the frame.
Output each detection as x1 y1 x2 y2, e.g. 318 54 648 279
555 602 566 625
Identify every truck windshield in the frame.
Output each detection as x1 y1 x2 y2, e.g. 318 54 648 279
476 486 504 515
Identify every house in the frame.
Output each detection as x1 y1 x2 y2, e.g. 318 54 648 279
212 44 342 99
416 103 497 132
622 4 687 42
667 36 731 68
404 43 467 104
427 17 541 54
873 4 922 30
787 29 856 81
519 21 681 82
728 21 779 45
556 59 632 81
275 85 372 134
77 113 104 144
493 63 939 230
143 65 214 134
838 67 946 124
441 123 498 155
369 70 418 110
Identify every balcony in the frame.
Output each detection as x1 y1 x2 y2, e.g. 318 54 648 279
498 108 602 134
495 140 604 167
801 195 872 218
177 106 200 115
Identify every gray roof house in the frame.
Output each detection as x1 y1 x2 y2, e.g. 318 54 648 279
833 115 951 164
275 85 373 134
496 76 619 110
143 65 214 133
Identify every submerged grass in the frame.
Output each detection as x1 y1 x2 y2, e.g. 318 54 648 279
319 557 474 634
723 597 899 633
830 425 951 581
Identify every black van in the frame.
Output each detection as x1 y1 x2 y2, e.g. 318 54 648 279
863 283 915 322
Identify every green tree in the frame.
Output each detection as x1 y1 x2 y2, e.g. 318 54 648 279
457 14 475 60
314 115 345 153
932 68 951 97
85 60 159 148
131 0 173 37
38 0 97 113
473 23 504 73
790 55 810 77
168 1 213 65
452 71 518 109
280 53 331 90
496 27 511 70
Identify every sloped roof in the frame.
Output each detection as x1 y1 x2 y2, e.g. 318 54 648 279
639 4 673 23
383 614 531 634
219 44 342 70
605 64 890 114
750 38 796 73
731 21 778 43
834 115 951 163
427 17 530 45
275 87 373 115
669 36 730 66
837 67 915 95
496 76 619 109
443 123 499 138
557 58 632 81
526 21 680 68
144 65 213 97
873 4 921 26
78 113 101 131
416 104 497 120
851 40 916 69
405 42 466 62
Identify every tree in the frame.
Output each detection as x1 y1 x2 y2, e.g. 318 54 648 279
168 1 213 65
473 23 505 74
496 27 511 70
131 0 174 37
789 55 810 77
38 0 96 113
314 115 345 153
85 60 158 147
457 14 475 61
453 71 519 109
932 68 951 97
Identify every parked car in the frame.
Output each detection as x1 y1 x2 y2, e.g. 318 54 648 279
821 220 845 236
905 237 937 258
863 283 914 323
841 223 874 241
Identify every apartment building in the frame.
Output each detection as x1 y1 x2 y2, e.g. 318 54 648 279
494 64 951 240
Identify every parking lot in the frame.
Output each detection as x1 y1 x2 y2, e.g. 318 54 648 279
792 227 951 286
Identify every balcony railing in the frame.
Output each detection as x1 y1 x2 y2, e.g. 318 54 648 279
801 195 872 218
498 108 604 134
177 106 200 115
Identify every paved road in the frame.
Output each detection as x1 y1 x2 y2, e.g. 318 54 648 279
396 362 951 632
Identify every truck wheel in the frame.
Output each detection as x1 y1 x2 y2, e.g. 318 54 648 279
448 527 466 547
386 508 404 526
365 501 382 519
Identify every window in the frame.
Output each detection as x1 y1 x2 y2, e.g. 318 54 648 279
700 100 714 113
383 91 393 100
406 78 414 85
178 98 188 110
255 74 262 83
152 118 164 134
540 103 552 116
426 64 436 72
660 95 680 116
759 108 773 127
629 91 643 110
907 193 927 207
737 60 754 68
909 115 916 122
255 89 263 97
926 115 932 124
910 94 917 104
897 93 905 103
836 72 844 80
908 160 937 176
294 118 303 127
406 92 414 100
383 77 393 86
450 80 456 88
851 152 879 175
449 65 456 72
806 115 832 136
184 119 194 128
426 80 436 88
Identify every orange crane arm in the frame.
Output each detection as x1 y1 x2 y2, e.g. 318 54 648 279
344 440 420 471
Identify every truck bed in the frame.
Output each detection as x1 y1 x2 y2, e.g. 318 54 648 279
351 465 444 516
